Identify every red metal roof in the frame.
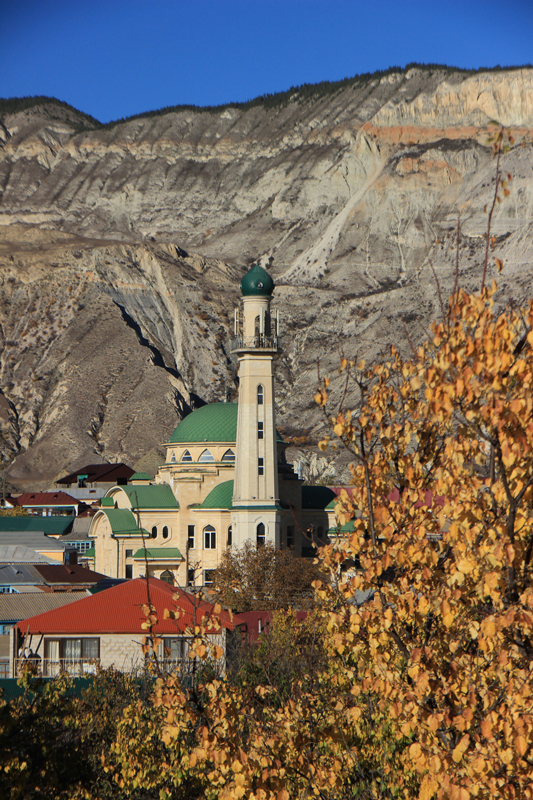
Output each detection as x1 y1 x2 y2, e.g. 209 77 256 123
13 492 78 506
16 578 233 635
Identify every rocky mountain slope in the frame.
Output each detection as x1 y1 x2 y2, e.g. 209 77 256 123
1 66 533 489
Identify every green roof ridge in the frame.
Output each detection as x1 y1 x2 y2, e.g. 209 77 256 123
129 472 152 481
124 484 179 509
100 508 146 536
132 547 183 559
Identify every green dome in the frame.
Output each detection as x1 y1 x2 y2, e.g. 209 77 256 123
169 403 238 444
167 402 285 444
240 264 274 297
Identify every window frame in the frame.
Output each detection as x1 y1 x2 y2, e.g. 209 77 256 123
257 385 264 405
203 525 216 550
286 525 294 548
258 457 264 476
187 525 195 549
256 523 266 548
258 421 264 440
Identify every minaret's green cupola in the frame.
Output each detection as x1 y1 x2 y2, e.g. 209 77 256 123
240 264 274 297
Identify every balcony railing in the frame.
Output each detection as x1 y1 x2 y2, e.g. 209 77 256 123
15 658 99 677
230 335 282 353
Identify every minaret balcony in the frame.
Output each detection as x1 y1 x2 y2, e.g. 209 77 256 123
230 335 282 354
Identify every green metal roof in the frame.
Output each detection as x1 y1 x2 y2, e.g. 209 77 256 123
201 480 234 509
132 547 183 560
169 403 238 444
100 497 114 507
327 519 357 535
0 516 73 535
241 264 274 297
100 509 146 537
168 402 284 445
302 486 337 510
129 472 152 481
85 546 95 557
124 484 179 509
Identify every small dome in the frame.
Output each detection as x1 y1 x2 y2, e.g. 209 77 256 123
240 264 274 297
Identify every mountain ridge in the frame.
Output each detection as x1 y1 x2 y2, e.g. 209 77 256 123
1 66 532 489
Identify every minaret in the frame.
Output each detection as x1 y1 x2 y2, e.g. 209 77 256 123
231 264 281 548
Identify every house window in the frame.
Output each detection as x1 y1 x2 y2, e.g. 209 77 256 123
257 385 264 405
181 450 192 462
227 525 232 547
204 525 216 549
160 570 174 586
187 525 195 549
257 523 265 548
45 638 100 663
258 421 264 439
151 526 158 539
199 449 214 463
125 564 133 579
125 549 133 558
187 568 195 586
287 526 294 548
258 457 264 475
222 448 235 462
162 526 169 539
204 569 215 586
161 637 189 661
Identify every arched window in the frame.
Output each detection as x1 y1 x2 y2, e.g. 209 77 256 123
151 526 158 539
199 449 214 463
256 523 265 548
162 526 169 539
257 385 264 405
204 525 216 549
181 449 192 462
171 452 176 463
160 570 174 586
227 526 232 547
222 449 235 462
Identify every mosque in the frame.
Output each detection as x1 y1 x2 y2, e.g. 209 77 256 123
89 264 337 587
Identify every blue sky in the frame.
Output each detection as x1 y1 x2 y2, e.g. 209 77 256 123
1 0 532 123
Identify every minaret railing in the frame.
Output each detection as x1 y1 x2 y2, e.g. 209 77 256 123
229 335 282 352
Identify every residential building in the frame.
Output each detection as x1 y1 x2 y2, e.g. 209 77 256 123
11 577 233 678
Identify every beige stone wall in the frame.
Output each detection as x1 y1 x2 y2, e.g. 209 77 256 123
13 631 227 674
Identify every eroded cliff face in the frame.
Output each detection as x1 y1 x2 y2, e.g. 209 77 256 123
1 68 533 488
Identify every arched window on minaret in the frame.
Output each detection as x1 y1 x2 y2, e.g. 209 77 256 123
199 449 215 463
257 385 264 405
222 449 235 462
151 526 158 539
256 523 265 548
227 526 232 546
181 450 192 462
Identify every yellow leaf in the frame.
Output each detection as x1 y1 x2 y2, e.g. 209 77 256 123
452 734 469 763
457 559 474 574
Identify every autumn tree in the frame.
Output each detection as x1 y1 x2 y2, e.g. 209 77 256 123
212 540 321 612
312 281 533 799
